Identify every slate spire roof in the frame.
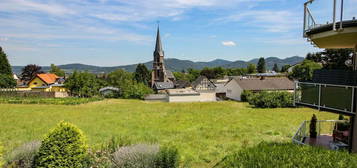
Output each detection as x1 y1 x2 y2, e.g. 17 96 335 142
154 26 163 56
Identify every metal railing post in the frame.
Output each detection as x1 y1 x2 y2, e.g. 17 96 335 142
303 3 307 37
333 0 337 31
340 0 344 30
318 84 321 110
294 81 297 106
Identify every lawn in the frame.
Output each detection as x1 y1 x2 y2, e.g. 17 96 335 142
0 99 337 167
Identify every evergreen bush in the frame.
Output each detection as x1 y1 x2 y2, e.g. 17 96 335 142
33 122 89 168
240 90 253 102
247 91 293 108
310 114 317 138
215 142 357 168
154 146 179 168
6 141 41 168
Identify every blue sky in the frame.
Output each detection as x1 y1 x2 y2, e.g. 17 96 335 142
0 0 356 66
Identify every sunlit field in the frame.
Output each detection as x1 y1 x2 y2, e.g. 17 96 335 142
0 99 337 167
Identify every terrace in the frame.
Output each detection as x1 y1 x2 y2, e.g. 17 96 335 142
292 120 350 150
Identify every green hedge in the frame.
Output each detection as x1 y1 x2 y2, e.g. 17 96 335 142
247 91 293 108
0 97 103 105
240 90 253 102
215 142 357 168
34 122 89 168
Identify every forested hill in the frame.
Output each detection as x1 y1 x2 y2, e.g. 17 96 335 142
12 56 304 74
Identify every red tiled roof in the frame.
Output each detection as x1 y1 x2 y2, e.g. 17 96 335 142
36 73 59 84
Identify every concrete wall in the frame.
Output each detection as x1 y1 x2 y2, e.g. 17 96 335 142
168 92 216 102
198 92 216 102
225 80 243 101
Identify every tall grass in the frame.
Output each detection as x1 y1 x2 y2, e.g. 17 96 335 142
0 99 337 167
215 142 357 168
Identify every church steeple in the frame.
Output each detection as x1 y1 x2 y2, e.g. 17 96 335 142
154 26 163 56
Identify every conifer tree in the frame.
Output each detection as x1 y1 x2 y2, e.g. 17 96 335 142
272 63 279 72
257 57 266 73
0 47 13 75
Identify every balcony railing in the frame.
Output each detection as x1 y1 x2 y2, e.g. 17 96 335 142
294 81 356 116
292 120 349 150
303 0 345 37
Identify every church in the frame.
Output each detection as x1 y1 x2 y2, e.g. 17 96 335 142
151 26 175 92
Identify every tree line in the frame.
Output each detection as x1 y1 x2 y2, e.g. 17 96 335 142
289 49 355 81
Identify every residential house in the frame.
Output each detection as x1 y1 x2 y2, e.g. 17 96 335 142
225 77 294 101
191 76 217 101
26 73 67 92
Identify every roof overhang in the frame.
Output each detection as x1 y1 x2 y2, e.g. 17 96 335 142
306 20 357 49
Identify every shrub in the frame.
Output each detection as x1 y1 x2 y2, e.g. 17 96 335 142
310 114 317 138
121 82 154 100
111 144 159 168
154 146 179 168
240 90 253 102
33 122 89 168
248 91 293 108
6 141 41 168
215 142 357 168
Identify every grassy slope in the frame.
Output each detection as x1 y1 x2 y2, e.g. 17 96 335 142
0 99 337 167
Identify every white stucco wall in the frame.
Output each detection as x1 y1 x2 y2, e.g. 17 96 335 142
225 79 243 101
168 92 216 102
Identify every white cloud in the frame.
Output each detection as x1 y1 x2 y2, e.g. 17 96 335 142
0 0 75 16
222 41 236 46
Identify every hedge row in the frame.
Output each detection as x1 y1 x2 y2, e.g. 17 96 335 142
242 91 294 108
215 142 357 168
0 97 103 105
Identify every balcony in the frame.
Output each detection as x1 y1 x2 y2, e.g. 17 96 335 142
303 0 357 49
294 81 356 116
293 120 350 150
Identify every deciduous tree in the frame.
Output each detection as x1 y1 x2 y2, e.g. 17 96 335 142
247 64 257 74
133 64 151 86
49 64 65 77
20 64 43 82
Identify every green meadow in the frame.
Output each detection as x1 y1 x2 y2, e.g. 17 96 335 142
0 99 337 167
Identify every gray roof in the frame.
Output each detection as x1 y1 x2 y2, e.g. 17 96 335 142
32 86 50 89
99 86 120 92
166 70 175 79
192 76 216 89
50 84 64 87
232 77 294 91
154 82 174 90
154 27 163 56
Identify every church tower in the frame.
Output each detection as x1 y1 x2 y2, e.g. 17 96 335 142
151 26 169 86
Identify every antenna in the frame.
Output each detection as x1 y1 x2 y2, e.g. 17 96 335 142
157 20 160 28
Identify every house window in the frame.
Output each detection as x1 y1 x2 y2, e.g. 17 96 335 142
34 82 37 85
227 89 232 93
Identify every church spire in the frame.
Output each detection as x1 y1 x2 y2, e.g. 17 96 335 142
154 25 163 55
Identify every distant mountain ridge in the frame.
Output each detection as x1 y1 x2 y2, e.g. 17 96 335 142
12 56 304 74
